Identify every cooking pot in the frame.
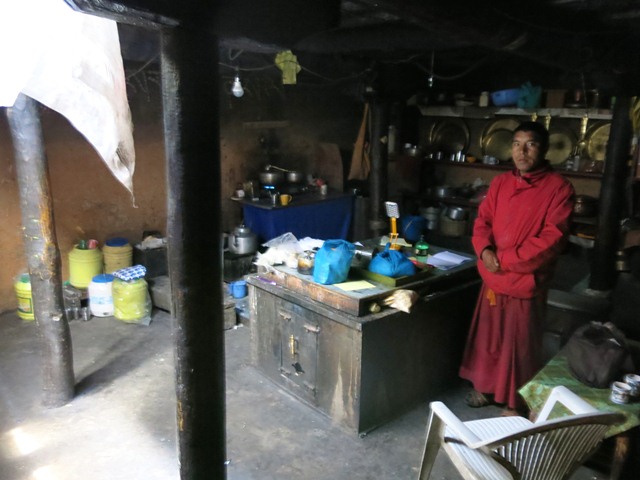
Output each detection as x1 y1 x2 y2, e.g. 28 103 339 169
263 164 304 184
456 184 475 198
286 171 305 183
573 195 598 217
228 224 258 255
437 186 455 198
445 206 468 221
259 170 284 186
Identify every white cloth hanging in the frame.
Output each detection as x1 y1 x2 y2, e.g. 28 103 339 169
0 0 135 195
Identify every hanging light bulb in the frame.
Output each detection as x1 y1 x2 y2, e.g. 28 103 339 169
428 50 435 88
231 69 244 98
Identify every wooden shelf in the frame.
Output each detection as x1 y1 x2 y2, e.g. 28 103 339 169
418 105 613 120
422 159 603 179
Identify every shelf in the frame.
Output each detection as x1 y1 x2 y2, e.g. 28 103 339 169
422 159 603 179
571 216 598 225
420 195 479 208
568 235 595 249
418 105 613 120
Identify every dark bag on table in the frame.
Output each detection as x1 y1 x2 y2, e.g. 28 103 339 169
565 321 634 388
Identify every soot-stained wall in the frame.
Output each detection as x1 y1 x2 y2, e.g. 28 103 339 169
0 69 362 313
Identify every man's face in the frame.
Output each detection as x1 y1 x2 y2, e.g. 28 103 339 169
512 130 544 174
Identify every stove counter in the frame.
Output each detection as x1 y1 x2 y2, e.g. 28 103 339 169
239 191 354 243
247 255 481 434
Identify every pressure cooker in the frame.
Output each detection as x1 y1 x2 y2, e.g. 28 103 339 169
228 224 258 255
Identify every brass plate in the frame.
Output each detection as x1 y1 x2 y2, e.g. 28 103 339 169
482 128 513 162
481 118 519 139
586 122 610 162
547 127 576 165
429 119 470 154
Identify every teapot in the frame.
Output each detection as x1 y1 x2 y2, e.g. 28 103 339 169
228 224 258 255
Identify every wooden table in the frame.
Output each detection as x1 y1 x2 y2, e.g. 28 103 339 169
519 348 640 479
239 191 354 243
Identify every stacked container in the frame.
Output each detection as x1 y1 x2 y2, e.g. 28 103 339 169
103 237 133 274
69 243 103 288
89 274 115 317
14 273 34 321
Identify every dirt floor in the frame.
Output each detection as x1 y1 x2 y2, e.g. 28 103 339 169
0 308 627 480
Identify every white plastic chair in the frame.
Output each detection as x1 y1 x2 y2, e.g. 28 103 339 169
418 386 625 480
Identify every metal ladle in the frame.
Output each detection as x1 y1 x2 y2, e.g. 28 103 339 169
265 164 293 173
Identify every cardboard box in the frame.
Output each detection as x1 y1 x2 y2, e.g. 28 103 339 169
544 89 567 108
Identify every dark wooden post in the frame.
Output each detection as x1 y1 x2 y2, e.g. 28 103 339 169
160 27 226 479
6 94 74 407
589 96 633 291
369 101 390 237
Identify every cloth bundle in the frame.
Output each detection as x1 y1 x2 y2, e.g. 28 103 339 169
565 322 634 388
368 248 416 278
113 265 147 281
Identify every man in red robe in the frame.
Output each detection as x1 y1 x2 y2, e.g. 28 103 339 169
459 121 575 412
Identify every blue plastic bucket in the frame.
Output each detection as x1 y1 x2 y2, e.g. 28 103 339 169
229 280 248 299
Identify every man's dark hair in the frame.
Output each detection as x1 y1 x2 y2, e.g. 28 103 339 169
514 121 549 152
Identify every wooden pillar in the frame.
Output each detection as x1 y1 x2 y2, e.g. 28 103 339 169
6 93 74 407
589 96 633 291
369 101 390 237
160 27 226 479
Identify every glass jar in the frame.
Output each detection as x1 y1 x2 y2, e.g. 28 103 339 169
297 251 315 275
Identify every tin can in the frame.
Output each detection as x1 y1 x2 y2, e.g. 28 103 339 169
610 381 632 404
297 251 315 275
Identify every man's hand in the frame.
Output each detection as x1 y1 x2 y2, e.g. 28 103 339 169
481 248 500 273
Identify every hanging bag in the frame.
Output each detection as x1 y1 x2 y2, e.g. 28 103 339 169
348 103 371 180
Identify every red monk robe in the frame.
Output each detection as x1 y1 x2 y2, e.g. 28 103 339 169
459 162 574 409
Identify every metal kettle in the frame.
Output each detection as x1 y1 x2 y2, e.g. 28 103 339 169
228 224 258 255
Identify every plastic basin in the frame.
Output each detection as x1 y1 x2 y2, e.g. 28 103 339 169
491 88 520 107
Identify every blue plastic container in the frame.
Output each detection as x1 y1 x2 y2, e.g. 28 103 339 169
491 88 520 107
401 215 426 243
229 280 247 299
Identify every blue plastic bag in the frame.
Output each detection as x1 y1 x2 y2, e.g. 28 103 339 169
312 239 355 285
369 247 416 278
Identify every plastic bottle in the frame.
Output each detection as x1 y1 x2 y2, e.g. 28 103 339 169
479 91 489 107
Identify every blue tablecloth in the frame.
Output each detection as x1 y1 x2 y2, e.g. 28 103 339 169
242 193 354 243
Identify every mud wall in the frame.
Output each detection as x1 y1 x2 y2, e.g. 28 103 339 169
0 74 362 313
